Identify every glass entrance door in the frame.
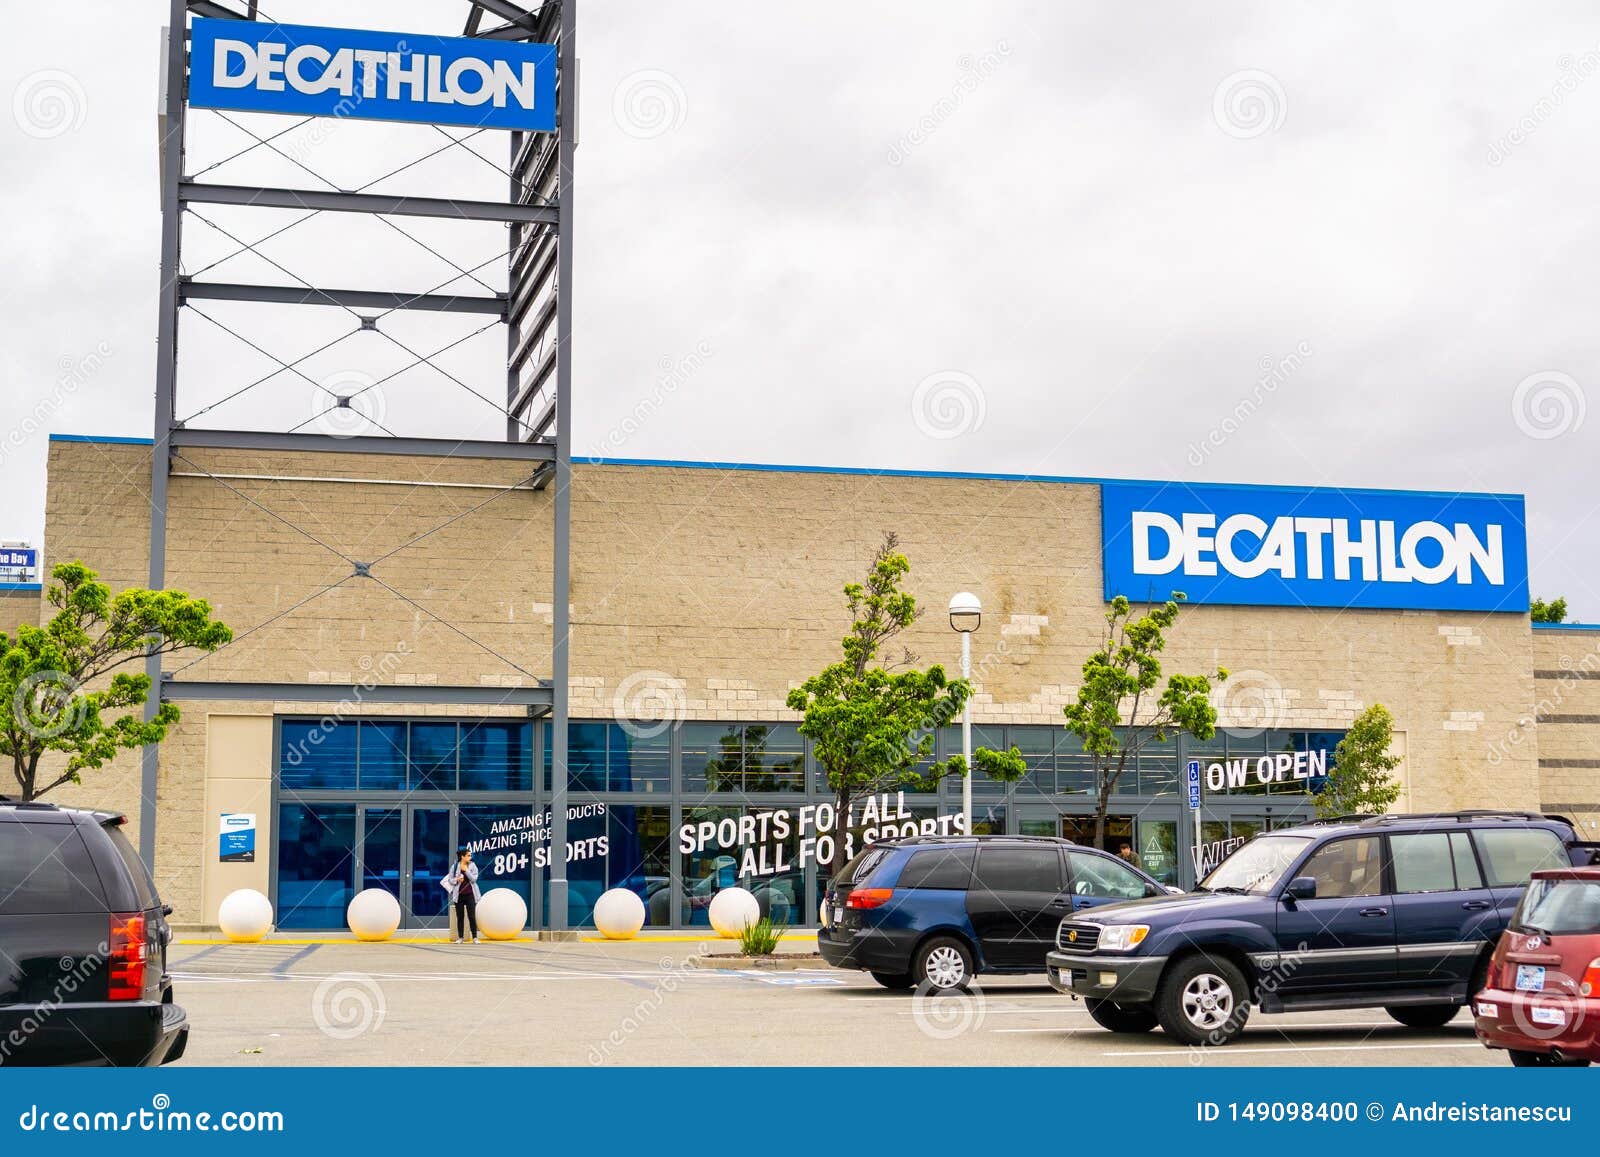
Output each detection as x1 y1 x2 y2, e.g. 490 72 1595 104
409 807 454 929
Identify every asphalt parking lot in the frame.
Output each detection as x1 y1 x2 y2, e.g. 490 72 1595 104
165 937 1502 1067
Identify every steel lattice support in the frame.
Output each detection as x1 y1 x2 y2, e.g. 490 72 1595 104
143 0 576 926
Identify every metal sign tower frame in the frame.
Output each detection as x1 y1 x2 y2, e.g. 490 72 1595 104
147 0 578 927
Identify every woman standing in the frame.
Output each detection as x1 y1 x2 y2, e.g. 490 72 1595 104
444 845 481 943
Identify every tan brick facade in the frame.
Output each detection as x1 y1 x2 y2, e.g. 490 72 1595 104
34 437 1576 919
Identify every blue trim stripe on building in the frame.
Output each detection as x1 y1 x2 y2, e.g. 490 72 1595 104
48 433 154 446
0 582 41 592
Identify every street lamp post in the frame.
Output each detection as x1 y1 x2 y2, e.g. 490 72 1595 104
948 592 982 837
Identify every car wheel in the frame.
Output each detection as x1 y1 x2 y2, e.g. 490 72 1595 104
870 970 914 990
1385 1004 1462 1029
913 936 973 992
1085 998 1158 1033
1155 953 1250 1046
1509 1049 1591 1067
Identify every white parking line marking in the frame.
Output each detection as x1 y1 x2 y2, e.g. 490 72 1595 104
1100 1041 1483 1057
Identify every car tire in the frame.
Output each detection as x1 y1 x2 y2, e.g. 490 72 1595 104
870 970 914 990
1384 1004 1461 1029
1154 953 1251 1046
1085 998 1158 1033
912 936 974 992
1509 1049 1591 1067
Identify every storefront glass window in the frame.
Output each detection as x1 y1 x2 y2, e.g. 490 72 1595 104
279 720 357 790
358 721 407 790
610 726 671 792
683 724 805 794
408 722 457 791
276 802 355 929
459 721 531 791
602 805 673 926
459 803 536 917
1135 818 1179 886
680 805 805 926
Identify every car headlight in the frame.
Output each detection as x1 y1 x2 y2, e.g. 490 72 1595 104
1097 924 1150 952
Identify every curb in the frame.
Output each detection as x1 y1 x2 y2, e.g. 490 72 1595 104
688 952 827 971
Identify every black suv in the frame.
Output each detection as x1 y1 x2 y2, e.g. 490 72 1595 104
819 835 1177 990
0 799 187 1066
1047 811 1588 1045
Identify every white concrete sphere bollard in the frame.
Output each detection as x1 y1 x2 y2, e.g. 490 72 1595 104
708 886 761 938
346 887 402 942
593 887 646 940
217 888 273 943
476 888 528 940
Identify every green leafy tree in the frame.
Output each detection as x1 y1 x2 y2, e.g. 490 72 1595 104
1 561 232 801
786 534 1026 875
1530 596 1569 624
1312 703 1403 818
1063 593 1226 848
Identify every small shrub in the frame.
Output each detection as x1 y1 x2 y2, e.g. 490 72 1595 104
738 916 785 956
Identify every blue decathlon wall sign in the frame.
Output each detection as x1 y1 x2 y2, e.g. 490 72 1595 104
187 19 558 132
1100 481 1528 613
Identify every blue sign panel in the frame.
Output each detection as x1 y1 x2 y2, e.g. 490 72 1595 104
187 19 558 132
0 548 36 570
219 812 257 863
1186 760 1202 810
1101 481 1528 613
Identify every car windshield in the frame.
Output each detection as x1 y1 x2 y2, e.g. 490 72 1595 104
1199 835 1311 895
1513 878 1600 935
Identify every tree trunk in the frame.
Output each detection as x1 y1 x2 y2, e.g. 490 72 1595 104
824 785 853 881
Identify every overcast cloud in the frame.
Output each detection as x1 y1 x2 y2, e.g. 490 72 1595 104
1 1 1595 616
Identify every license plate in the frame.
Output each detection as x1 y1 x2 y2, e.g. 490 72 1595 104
832 906 843 926
1476 1001 1499 1018
1516 965 1546 992
1530 1006 1565 1027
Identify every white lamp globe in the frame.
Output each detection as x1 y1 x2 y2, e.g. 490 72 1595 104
217 888 273 942
346 887 402 941
477 888 528 940
708 886 761 938
593 887 646 940
948 591 982 632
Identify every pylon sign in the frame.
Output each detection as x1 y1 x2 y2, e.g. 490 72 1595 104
187 19 558 132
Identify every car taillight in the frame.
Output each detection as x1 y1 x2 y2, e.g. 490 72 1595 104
1581 958 1600 998
108 912 147 1001
846 888 893 910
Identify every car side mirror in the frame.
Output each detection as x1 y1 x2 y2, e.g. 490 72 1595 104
1284 877 1317 902
1165 885 1186 896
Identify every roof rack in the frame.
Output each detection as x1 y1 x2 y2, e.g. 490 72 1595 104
1357 811 1561 827
1299 814 1378 826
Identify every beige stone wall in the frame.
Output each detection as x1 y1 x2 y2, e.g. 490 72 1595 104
0 587 39 634
1531 627 1600 838
38 440 1558 905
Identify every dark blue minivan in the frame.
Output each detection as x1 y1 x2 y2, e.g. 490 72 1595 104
817 835 1178 990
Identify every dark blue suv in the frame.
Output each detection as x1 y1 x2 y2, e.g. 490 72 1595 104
1046 811 1589 1046
817 835 1177 990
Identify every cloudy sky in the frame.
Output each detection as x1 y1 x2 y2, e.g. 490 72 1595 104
2 1 1595 616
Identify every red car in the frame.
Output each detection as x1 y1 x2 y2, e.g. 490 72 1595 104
1475 865 1600 1067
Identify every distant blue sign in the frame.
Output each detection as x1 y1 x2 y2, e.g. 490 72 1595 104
1101 481 1528 613
0 548 36 571
1186 761 1202 811
187 19 558 132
